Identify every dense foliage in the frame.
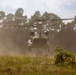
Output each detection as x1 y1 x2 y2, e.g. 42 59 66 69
54 47 75 66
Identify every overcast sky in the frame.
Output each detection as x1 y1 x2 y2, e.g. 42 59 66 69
0 0 76 19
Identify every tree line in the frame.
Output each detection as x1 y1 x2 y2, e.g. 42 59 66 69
0 8 76 53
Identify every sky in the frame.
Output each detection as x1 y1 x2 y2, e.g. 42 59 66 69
0 0 76 20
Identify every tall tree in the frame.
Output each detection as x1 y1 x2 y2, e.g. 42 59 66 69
42 12 62 32
7 13 14 21
28 10 41 27
15 8 27 26
31 10 41 20
0 11 5 19
15 8 24 17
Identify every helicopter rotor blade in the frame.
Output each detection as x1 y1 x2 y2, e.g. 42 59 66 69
7 16 74 22
50 18 74 21
1 17 74 27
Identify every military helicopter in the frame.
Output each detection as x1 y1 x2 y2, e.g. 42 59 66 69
28 20 51 56
2 16 74 56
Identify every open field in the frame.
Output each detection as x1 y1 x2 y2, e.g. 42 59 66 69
0 56 76 75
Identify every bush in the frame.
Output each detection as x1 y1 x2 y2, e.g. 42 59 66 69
54 47 75 66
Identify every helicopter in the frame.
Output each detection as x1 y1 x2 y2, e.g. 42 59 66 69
28 20 50 56
1 16 74 56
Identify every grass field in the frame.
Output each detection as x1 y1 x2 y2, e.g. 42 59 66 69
0 56 76 75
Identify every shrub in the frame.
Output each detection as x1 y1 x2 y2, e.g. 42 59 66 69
54 47 75 66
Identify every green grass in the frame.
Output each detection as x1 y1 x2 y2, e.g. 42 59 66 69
0 56 76 75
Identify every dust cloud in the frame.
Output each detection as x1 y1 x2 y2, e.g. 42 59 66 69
0 30 22 56
0 29 54 56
